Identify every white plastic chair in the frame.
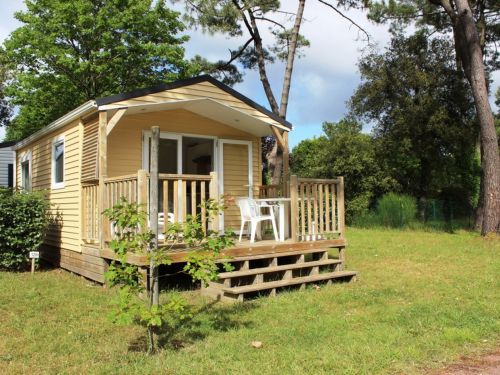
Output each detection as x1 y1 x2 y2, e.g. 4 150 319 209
237 197 278 243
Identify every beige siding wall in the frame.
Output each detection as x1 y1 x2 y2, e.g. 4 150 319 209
107 109 262 230
222 143 250 231
16 120 83 253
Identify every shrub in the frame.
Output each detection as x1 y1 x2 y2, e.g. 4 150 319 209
375 193 417 228
0 188 50 270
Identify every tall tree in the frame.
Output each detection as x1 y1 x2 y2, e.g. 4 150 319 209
350 32 479 215
176 0 368 184
364 0 500 235
3 0 193 140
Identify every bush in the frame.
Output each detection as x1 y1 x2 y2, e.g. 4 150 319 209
375 193 417 228
0 188 50 270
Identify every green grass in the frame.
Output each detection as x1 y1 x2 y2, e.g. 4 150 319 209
1 228 499 374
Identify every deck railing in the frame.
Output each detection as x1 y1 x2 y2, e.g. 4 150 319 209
82 170 345 246
290 176 345 241
158 172 218 233
258 184 282 198
105 174 140 207
81 170 218 244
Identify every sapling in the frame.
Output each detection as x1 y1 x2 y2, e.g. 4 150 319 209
103 197 234 354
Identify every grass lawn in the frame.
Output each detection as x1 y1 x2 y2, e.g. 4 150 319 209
0 228 499 374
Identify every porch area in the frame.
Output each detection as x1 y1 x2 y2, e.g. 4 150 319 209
81 166 356 300
81 170 347 248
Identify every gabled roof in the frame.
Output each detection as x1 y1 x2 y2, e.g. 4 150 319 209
96 75 292 130
15 75 292 150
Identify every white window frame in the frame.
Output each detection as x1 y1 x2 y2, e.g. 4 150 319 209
20 150 32 191
51 135 65 189
141 130 218 173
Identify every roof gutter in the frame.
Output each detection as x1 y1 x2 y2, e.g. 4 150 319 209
14 100 98 151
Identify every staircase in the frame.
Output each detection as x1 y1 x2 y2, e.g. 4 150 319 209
201 246 357 302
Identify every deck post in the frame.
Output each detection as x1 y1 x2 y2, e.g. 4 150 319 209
149 126 160 306
290 175 299 242
338 176 345 239
282 131 290 198
98 111 108 249
137 169 148 234
209 171 219 232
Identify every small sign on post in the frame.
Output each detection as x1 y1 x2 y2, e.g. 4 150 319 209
29 251 39 274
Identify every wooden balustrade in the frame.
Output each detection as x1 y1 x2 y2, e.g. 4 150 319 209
82 182 99 243
105 174 139 207
81 170 220 245
258 184 282 198
158 172 218 233
289 176 345 241
82 170 344 246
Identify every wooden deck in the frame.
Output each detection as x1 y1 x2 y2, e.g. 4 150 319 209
99 238 347 266
98 237 355 301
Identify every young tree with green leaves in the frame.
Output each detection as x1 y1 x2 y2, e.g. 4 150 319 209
103 198 234 354
2 0 194 140
363 0 500 235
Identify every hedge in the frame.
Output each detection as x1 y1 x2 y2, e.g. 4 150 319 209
0 188 50 270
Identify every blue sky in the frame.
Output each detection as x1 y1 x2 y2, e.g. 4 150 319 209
1 1 499 147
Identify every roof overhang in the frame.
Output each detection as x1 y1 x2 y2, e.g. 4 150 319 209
14 100 98 150
96 75 293 130
100 98 290 137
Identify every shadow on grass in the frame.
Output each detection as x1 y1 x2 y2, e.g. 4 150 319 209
127 298 259 353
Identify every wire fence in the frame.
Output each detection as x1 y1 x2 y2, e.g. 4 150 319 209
352 196 475 231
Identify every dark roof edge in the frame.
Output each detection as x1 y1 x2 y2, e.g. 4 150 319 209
95 75 292 130
0 140 18 148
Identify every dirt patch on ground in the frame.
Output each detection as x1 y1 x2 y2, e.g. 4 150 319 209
436 350 500 375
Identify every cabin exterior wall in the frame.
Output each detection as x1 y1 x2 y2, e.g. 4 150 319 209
15 119 107 282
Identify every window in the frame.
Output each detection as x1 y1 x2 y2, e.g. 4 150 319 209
52 136 64 188
7 164 13 188
20 151 31 191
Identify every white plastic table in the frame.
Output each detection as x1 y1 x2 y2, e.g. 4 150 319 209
255 198 291 242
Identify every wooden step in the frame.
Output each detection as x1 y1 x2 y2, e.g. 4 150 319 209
218 259 342 279
218 247 336 263
222 270 357 295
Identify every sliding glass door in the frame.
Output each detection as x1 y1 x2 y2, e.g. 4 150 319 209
143 132 215 220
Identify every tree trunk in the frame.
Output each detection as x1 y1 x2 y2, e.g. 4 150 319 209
263 0 306 185
474 140 484 231
453 0 500 235
267 140 283 184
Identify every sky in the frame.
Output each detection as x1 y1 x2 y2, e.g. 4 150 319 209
1 0 499 148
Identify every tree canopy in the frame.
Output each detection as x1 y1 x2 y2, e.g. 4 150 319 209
3 0 194 140
350 31 479 205
292 31 481 223
367 0 499 72
360 0 500 234
0 52 12 129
